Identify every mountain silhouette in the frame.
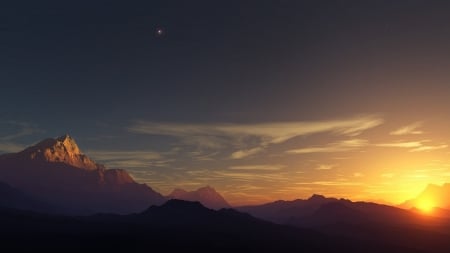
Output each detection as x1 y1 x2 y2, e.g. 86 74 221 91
167 185 231 209
0 199 423 253
294 200 425 227
237 194 336 223
401 183 450 211
0 135 165 214
238 194 450 252
239 194 435 226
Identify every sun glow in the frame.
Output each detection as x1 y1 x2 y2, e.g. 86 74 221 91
416 198 435 213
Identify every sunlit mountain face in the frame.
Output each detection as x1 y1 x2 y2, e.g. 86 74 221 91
2 1 450 208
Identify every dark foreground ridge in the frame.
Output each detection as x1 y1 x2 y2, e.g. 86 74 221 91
0 199 424 253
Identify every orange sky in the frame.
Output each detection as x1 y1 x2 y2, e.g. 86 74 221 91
96 115 450 206
2 1 450 207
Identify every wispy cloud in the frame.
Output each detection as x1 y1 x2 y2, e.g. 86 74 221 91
230 147 264 159
390 122 423 135
314 164 336 170
188 151 220 161
229 164 285 171
129 115 383 159
410 144 447 152
375 141 447 152
0 142 25 153
87 150 170 168
0 121 43 141
295 181 363 186
0 121 44 153
286 139 368 154
215 171 291 182
375 141 423 148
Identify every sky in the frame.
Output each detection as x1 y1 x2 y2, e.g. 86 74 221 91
2 1 450 205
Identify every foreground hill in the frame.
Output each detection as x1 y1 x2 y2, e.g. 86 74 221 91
0 199 421 253
168 185 231 209
0 135 165 214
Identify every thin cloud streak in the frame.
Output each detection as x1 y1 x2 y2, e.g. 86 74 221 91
230 147 264 159
375 141 423 148
390 122 424 135
0 121 44 153
229 164 285 171
314 164 336 170
129 115 383 159
0 142 25 153
410 144 448 152
87 150 170 168
295 181 364 186
375 141 448 152
0 121 43 141
286 139 369 154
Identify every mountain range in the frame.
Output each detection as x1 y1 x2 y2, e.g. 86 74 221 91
3 135 450 216
0 135 233 214
237 194 435 226
1 135 450 252
167 185 231 210
0 199 430 253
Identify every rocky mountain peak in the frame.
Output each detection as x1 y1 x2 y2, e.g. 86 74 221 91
56 134 81 155
20 134 102 170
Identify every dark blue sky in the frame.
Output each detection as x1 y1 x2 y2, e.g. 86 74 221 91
2 1 450 204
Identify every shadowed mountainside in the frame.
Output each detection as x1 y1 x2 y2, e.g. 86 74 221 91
167 185 231 209
0 181 58 213
0 135 165 214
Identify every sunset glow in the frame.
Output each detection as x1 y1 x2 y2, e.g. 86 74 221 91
2 2 450 252
2 1 450 208
416 198 435 213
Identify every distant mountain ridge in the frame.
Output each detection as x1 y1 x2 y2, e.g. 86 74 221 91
237 194 450 252
238 194 436 226
168 186 231 210
237 194 335 224
0 135 165 214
